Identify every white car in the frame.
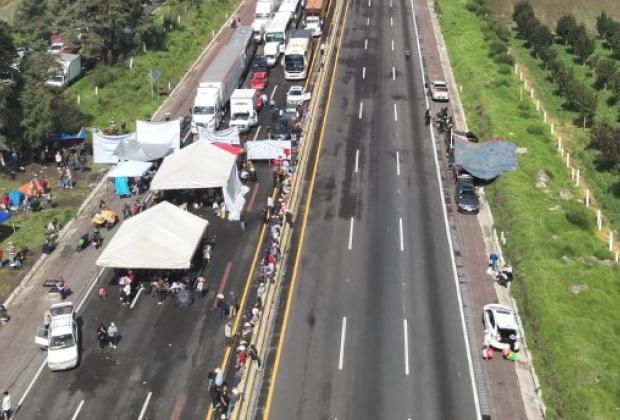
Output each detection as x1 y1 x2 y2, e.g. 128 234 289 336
429 80 449 102
35 302 80 371
483 304 521 352
286 85 308 113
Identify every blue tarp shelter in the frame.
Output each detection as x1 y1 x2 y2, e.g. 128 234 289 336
0 211 11 224
51 127 87 143
8 190 24 208
114 177 131 197
454 139 518 180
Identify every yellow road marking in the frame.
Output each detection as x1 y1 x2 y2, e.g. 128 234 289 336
261 0 352 417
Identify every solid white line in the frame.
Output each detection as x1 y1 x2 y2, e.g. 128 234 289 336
130 287 143 309
17 359 46 407
358 101 363 120
399 217 404 252
391 39 395 51
409 0 482 416
362 66 366 79
269 84 278 101
368 0 371 7
70 400 85 420
348 218 354 250
354 149 360 174
403 319 410 375
253 125 261 140
392 66 396 80
367 17 370 26
396 151 401 176
394 103 398 121
390 16 393 26
364 39 368 50
138 392 153 420
338 317 347 370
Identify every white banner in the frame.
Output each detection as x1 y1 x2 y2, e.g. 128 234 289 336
136 119 180 150
92 130 135 164
197 126 240 145
246 140 292 160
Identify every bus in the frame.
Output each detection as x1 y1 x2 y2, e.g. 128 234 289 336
284 29 312 80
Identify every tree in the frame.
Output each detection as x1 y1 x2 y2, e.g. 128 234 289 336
531 24 554 57
595 58 617 87
590 123 620 171
609 29 620 55
556 15 578 45
0 22 16 80
596 11 614 39
512 2 536 39
569 82 597 124
19 81 56 154
14 0 52 42
609 71 620 101
572 27 594 63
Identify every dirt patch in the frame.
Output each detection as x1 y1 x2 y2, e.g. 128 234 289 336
569 284 589 294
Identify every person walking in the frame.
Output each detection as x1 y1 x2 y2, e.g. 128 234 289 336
226 388 240 418
122 202 131 220
107 322 119 349
97 323 108 349
227 292 238 318
1 391 11 420
248 344 261 370
224 321 232 345
216 294 227 319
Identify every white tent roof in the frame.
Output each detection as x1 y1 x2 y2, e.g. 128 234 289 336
96 201 208 269
106 160 153 178
150 141 237 190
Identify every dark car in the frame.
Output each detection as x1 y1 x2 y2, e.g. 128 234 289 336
251 56 269 74
456 176 479 214
272 117 292 140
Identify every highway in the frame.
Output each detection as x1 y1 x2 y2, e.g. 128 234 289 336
265 0 480 418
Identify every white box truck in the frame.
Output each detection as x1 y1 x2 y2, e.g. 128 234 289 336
229 89 259 132
263 11 292 67
45 53 81 88
192 26 255 132
252 0 277 42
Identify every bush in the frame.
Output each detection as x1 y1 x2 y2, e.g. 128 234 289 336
489 40 508 56
493 52 515 66
526 125 545 135
92 67 116 88
565 206 595 231
498 64 513 74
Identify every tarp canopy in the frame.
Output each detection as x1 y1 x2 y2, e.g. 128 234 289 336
0 211 11 224
96 201 208 269
198 126 240 145
150 141 247 220
106 160 153 178
51 126 87 143
8 190 24 207
18 178 49 196
113 137 173 162
453 139 518 180
92 130 135 164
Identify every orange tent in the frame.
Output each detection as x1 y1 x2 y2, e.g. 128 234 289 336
18 179 49 197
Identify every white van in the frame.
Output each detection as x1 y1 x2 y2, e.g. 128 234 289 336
35 302 79 371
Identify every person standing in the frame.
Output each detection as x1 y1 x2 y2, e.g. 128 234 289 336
248 344 261 370
1 390 11 419
224 321 232 345
107 322 118 349
226 388 241 418
97 324 108 349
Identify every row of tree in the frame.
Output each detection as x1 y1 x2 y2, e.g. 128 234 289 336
512 2 597 124
596 12 620 56
590 122 620 173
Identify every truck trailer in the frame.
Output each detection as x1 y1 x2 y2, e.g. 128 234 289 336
229 89 259 132
304 0 325 37
192 26 255 132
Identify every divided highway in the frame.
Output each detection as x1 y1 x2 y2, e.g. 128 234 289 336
265 0 480 418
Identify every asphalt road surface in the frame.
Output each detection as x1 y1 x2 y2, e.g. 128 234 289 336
266 0 480 418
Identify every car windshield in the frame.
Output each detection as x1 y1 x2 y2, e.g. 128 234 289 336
193 106 215 115
498 327 518 341
49 334 75 349
265 32 284 43
460 187 476 200
50 305 73 316
232 112 250 119
285 54 304 71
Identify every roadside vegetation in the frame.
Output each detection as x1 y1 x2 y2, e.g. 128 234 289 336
438 0 620 418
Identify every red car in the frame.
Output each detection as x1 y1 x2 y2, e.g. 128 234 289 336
250 71 269 90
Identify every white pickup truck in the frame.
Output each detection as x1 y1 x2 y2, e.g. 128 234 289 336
429 80 450 102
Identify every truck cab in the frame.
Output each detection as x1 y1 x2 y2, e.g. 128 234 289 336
252 0 275 42
263 11 292 66
192 87 222 132
229 89 259 132
35 302 79 371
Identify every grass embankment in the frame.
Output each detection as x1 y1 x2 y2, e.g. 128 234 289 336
438 0 620 418
511 39 620 232
66 0 236 130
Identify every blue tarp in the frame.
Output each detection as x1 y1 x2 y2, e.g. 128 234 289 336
0 211 11 224
8 190 24 208
454 139 518 180
51 126 87 142
114 177 131 197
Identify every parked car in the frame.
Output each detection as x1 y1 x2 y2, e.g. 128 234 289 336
35 302 80 371
272 117 292 140
455 175 479 214
286 85 305 113
429 80 449 102
250 70 269 90
251 55 269 74
483 304 521 352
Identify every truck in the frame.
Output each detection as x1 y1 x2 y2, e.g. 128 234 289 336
192 26 255 132
304 0 325 37
45 53 81 88
263 11 292 67
252 0 277 42
278 0 302 21
229 89 259 132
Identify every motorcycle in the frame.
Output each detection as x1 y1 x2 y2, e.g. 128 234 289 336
91 230 103 249
76 233 91 252
0 304 10 325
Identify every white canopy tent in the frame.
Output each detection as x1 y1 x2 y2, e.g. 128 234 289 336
96 201 208 269
105 160 153 178
150 141 247 220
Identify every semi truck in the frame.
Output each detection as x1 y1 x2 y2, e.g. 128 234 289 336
252 0 277 42
229 89 259 132
263 11 293 66
45 53 81 88
192 26 254 132
304 0 325 37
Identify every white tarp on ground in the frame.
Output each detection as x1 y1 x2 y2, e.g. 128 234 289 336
149 141 247 220
197 126 240 144
92 130 136 164
106 160 153 178
246 140 292 160
96 201 208 269
136 119 181 149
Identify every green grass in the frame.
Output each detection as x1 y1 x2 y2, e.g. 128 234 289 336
510 38 620 232
66 0 237 130
438 0 620 418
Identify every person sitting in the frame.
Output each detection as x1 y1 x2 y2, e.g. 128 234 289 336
47 218 61 234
